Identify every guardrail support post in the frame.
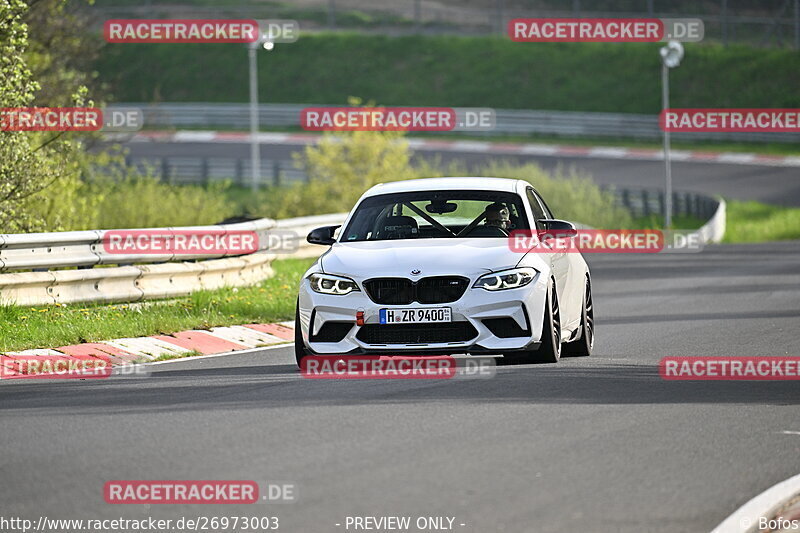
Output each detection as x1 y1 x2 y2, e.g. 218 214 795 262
161 158 170 183
795 0 800 49
722 0 729 46
235 159 243 185
201 158 209 184
273 161 281 187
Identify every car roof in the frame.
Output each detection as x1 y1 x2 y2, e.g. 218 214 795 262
363 177 525 197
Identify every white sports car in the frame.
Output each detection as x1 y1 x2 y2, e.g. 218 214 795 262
295 177 593 366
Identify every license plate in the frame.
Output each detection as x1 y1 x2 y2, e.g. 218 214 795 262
379 307 452 324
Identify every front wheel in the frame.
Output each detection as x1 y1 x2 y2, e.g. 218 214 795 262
505 280 561 364
294 303 310 367
563 277 594 357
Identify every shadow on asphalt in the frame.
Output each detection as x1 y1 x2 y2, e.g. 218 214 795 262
1 361 797 414
600 309 800 325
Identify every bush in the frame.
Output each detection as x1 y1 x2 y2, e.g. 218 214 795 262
240 127 632 228
12 111 633 231
476 161 633 228
90 174 236 229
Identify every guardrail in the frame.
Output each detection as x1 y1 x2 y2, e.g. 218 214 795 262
602 186 720 221
116 103 800 144
0 192 724 307
123 156 306 186
0 219 276 271
0 218 275 306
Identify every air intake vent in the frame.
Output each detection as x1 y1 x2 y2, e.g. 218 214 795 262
363 277 468 305
356 322 478 344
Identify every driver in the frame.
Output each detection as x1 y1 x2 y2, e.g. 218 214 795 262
484 203 510 230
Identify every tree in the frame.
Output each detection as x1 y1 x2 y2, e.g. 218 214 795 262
0 0 60 232
0 0 102 232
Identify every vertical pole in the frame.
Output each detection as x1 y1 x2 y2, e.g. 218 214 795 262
496 0 504 34
662 62 672 229
328 0 336 30
647 0 654 16
273 160 281 187
795 0 799 49
414 0 421 33
248 44 260 192
721 0 728 46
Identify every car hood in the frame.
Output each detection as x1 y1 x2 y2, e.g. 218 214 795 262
320 238 531 279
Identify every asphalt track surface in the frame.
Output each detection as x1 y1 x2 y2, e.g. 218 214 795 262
2 242 799 533
122 140 800 206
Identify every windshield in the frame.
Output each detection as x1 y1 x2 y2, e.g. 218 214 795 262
341 190 529 242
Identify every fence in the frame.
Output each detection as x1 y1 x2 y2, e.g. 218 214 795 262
602 186 720 220
89 0 800 49
123 156 307 187
115 103 800 144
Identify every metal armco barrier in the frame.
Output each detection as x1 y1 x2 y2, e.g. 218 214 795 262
0 195 724 307
694 199 726 245
603 186 721 220
117 103 800 144
0 219 276 272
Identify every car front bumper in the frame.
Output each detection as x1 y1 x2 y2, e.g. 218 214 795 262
297 272 549 355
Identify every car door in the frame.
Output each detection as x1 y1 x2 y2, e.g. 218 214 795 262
526 188 576 327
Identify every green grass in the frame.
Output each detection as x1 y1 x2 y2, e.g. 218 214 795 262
0 257 314 353
723 200 800 243
630 214 707 230
631 199 800 242
97 35 800 114
152 350 203 362
626 200 800 243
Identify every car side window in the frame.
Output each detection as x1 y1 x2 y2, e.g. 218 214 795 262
536 192 555 219
526 188 546 229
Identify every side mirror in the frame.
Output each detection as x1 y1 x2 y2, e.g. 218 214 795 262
539 219 578 239
307 225 340 246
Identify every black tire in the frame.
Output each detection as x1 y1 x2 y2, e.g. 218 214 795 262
505 279 562 364
563 277 594 357
294 303 310 367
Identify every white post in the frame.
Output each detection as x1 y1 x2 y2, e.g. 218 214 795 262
660 41 682 229
662 61 672 229
248 43 260 192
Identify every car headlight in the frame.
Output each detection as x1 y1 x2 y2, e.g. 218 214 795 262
308 273 360 295
473 267 538 291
